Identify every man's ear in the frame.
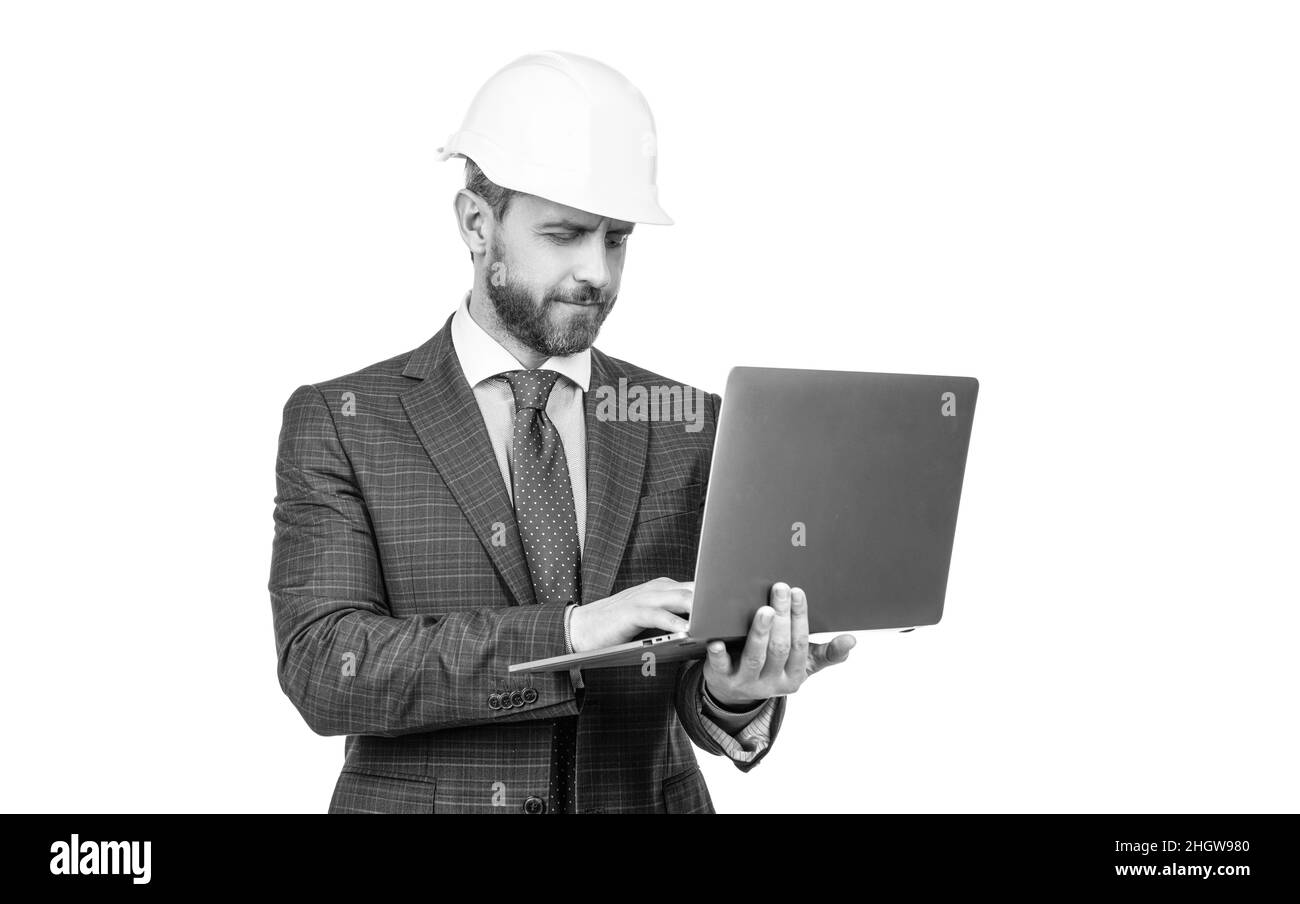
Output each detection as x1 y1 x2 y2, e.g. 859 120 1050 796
454 188 491 261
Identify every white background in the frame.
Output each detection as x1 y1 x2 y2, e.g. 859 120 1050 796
2 1 1296 814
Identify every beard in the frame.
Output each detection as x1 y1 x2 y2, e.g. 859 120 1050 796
485 236 617 357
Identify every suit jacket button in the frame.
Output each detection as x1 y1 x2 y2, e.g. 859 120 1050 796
523 796 547 815
487 693 501 710
501 692 514 709
522 688 539 704
510 690 525 707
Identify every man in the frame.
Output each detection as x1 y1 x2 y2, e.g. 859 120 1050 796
269 50 855 814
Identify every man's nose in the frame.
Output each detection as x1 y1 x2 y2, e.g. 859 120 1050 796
572 237 611 289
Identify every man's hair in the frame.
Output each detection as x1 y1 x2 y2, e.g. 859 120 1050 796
464 158 517 224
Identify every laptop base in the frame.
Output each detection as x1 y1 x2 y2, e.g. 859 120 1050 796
508 633 745 674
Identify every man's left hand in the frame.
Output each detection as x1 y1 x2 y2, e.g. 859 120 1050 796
702 582 856 709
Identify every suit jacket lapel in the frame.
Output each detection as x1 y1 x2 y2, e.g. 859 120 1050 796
580 349 649 605
399 318 649 610
399 315 538 608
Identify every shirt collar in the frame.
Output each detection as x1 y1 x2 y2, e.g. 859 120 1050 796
450 291 592 393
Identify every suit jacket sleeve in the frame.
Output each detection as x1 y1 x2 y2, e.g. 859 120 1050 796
269 384 581 738
670 389 787 772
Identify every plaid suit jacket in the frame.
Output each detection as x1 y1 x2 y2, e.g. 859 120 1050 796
269 313 786 814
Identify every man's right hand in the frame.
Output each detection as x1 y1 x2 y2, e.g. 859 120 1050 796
568 577 693 653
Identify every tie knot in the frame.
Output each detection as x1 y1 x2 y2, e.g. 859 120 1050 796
501 369 563 411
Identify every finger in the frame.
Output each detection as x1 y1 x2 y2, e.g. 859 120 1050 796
808 634 857 674
645 609 690 634
761 583 792 679
786 586 810 677
649 588 694 614
738 606 775 680
705 641 733 678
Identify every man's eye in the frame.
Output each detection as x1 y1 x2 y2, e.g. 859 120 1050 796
546 232 579 243
606 235 629 248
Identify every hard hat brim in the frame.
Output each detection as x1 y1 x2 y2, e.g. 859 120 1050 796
438 133 673 226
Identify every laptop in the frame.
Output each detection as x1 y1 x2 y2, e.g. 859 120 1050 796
509 366 979 674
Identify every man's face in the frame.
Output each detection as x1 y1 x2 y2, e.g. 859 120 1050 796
484 193 634 357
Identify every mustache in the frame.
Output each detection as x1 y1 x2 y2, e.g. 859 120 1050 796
545 285 606 306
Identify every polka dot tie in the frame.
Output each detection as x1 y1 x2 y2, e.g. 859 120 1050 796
501 369 581 814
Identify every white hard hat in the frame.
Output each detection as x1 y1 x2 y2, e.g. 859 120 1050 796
437 51 673 225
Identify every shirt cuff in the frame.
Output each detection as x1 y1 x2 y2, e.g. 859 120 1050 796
563 604 576 654
693 680 777 763
563 605 583 691
701 681 766 731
